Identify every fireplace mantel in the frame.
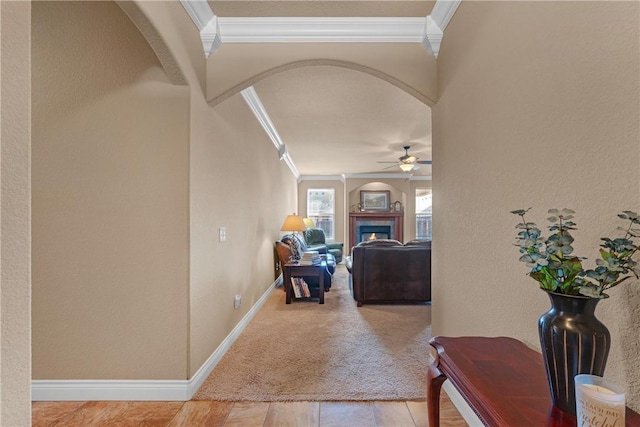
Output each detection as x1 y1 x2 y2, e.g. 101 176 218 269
349 211 404 248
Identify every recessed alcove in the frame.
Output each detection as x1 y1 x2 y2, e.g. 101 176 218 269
349 211 404 247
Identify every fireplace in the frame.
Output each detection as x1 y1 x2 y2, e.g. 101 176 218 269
359 225 391 242
349 211 404 247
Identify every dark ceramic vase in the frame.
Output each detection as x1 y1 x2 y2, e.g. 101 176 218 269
538 292 610 415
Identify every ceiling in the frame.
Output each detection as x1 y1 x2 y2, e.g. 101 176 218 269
208 1 436 18
206 1 436 179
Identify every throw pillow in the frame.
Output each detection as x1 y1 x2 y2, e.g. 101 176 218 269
281 235 302 261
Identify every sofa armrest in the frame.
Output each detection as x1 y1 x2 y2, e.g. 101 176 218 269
306 244 327 254
326 242 344 251
344 256 353 273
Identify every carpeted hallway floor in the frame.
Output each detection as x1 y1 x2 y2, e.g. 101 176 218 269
194 264 432 402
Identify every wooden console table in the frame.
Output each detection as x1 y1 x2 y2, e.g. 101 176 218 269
427 336 640 427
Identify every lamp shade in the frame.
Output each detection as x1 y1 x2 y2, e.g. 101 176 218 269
281 214 307 232
303 218 315 228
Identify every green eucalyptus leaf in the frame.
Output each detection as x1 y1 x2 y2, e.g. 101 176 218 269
511 208 639 298
628 228 640 237
579 285 603 298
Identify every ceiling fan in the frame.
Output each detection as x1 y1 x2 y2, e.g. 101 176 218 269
378 146 432 172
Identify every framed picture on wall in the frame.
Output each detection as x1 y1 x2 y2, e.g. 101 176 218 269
360 190 390 211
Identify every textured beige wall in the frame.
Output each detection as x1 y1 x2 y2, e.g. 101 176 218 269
127 0 298 377
32 1 190 380
129 0 300 377
189 91 298 376
433 1 640 409
1 1 32 424
30 0 298 386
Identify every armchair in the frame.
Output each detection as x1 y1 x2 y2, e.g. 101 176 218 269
304 228 343 263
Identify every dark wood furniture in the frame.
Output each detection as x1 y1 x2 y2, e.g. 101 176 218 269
427 336 640 427
349 211 404 248
283 261 326 304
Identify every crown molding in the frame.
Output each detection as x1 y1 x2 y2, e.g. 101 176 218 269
422 16 443 58
342 173 432 181
179 0 213 30
180 0 221 57
201 18 222 58
299 175 346 183
431 0 461 31
240 87 283 151
218 17 426 43
409 175 432 181
181 0 460 58
423 0 461 58
282 152 301 180
299 173 432 181
240 87 300 180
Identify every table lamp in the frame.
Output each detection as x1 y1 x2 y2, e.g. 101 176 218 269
281 214 307 261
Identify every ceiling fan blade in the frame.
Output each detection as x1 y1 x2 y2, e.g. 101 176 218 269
377 161 399 164
417 160 432 164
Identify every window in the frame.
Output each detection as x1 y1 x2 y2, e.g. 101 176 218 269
307 189 335 240
416 188 432 240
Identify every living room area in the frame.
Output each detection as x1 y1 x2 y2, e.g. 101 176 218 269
3 0 640 425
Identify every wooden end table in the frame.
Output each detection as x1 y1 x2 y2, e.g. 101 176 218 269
427 336 640 427
283 261 326 304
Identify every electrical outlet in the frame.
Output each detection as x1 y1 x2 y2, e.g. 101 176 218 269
234 294 241 309
219 227 226 242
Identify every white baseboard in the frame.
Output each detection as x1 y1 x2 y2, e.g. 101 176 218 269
186 277 278 398
32 278 279 401
30 379 191 402
428 354 483 426
442 380 483 426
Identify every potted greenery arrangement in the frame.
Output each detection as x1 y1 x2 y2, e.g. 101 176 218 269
511 208 640 415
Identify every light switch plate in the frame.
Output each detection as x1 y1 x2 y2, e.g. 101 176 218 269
219 227 226 242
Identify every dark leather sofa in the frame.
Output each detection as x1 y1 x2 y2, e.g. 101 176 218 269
345 239 431 306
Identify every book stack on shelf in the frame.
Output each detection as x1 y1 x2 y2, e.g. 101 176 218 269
290 277 311 298
299 251 321 266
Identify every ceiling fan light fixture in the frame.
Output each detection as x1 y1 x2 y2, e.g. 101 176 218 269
399 163 415 172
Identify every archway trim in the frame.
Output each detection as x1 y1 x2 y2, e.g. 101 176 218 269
208 59 436 107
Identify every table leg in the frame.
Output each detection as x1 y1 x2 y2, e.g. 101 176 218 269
427 360 447 427
319 268 324 304
284 268 292 304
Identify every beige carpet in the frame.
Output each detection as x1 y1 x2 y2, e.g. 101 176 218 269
193 265 432 402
